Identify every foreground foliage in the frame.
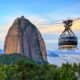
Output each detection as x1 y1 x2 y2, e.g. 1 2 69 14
0 54 80 80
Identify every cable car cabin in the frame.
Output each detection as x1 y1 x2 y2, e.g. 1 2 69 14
58 35 78 50
58 19 78 50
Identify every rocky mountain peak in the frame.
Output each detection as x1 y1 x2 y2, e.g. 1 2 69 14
4 16 47 63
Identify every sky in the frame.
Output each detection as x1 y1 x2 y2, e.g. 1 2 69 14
0 0 80 51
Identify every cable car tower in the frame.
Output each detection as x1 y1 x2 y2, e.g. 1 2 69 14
58 19 78 50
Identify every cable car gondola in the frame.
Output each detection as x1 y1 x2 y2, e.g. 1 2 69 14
58 19 78 50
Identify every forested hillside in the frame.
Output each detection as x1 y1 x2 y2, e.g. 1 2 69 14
0 54 80 80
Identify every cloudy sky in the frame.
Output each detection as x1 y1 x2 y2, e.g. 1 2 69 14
0 0 80 50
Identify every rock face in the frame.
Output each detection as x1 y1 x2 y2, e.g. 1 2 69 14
4 16 47 63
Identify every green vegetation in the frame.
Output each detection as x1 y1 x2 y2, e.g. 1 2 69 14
0 54 29 66
0 54 79 80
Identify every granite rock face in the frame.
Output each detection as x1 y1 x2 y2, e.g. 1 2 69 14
4 16 47 63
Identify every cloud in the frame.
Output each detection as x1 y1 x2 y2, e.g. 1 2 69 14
39 24 64 34
72 20 80 31
45 40 58 43
38 20 80 34
2 26 10 32
1 18 80 36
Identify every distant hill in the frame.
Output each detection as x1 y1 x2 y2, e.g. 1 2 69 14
47 51 59 57
0 49 4 54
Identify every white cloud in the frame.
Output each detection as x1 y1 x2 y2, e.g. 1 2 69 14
45 40 58 43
